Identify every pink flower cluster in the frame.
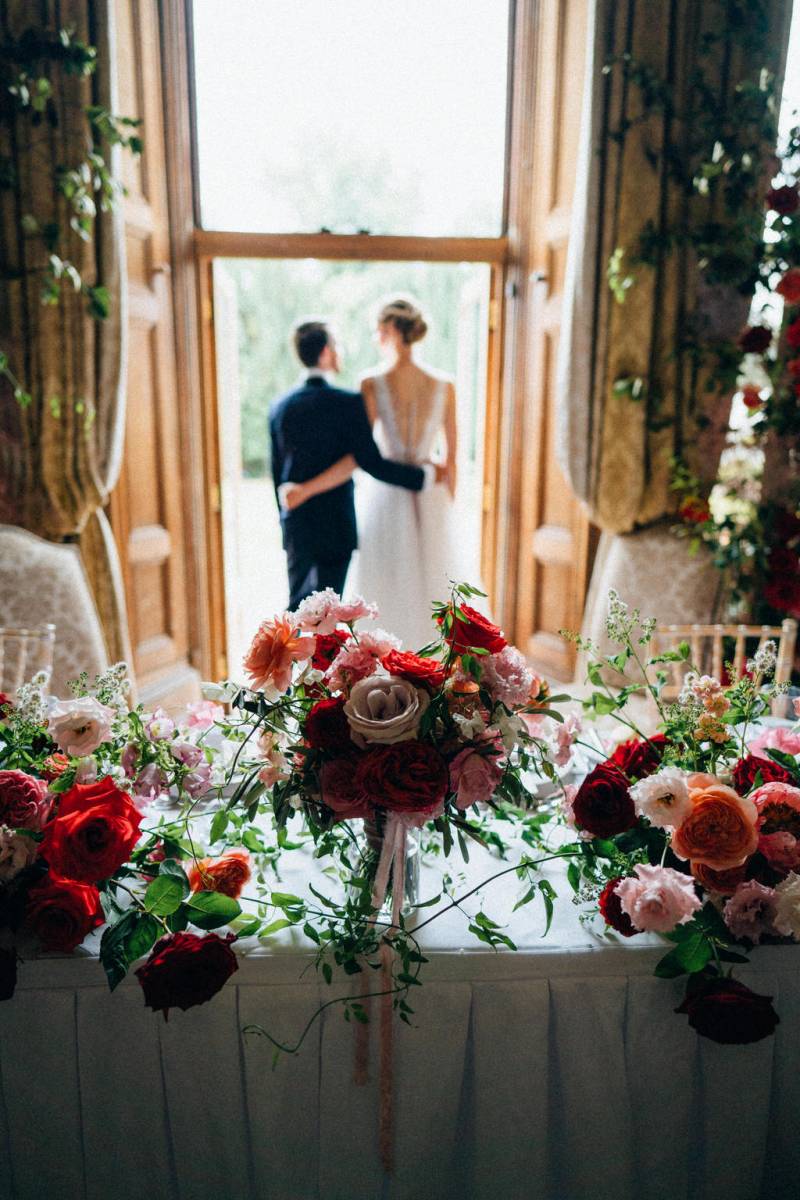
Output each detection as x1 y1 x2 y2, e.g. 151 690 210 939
616 863 701 933
290 589 377 635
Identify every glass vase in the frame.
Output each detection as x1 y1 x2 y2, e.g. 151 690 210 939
360 811 421 918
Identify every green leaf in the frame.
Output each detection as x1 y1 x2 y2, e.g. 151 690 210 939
258 917 294 938
209 808 229 843
100 912 137 991
270 891 303 908
124 912 160 962
567 861 581 893
144 875 184 916
654 947 687 979
185 890 241 929
674 929 712 974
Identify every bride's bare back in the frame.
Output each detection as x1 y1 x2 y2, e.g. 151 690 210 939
362 362 457 492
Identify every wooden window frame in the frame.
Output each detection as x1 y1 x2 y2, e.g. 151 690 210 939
186 0 520 673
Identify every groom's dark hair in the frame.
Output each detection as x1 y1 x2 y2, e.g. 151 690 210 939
292 319 330 368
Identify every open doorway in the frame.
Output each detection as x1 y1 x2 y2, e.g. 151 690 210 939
213 257 491 670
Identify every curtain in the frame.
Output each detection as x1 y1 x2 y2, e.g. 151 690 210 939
557 0 793 536
0 0 131 666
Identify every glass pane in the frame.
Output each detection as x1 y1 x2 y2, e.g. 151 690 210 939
212 258 490 667
192 1 510 236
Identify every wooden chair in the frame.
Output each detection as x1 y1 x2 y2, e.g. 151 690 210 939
648 620 798 714
0 624 56 694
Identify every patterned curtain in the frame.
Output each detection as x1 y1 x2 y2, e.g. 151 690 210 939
0 0 131 664
557 0 793 535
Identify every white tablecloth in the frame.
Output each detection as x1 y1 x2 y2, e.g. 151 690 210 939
1 841 798 1200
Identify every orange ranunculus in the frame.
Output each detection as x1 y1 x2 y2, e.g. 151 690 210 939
671 783 758 870
243 614 316 695
188 851 251 899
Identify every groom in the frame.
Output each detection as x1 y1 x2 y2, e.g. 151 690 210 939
269 319 439 610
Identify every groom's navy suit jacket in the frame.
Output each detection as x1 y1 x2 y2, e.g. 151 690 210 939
269 375 425 562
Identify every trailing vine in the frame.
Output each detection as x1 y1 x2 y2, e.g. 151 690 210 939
0 23 141 413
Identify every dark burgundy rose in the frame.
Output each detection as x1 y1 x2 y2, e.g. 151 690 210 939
0 946 17 1001
732 754 794 795
305 697 352 752
737 325 773 354
319 757 372 820
135 931 238 1020
354 742 449 816
766 184 799 214
764 546 800 620
25 876 103 952
608 734 668 781
312 630 348 672
572 763 636 837
381 649 447 691
598 878 638 937
676 976 779 1044
787 317 800 350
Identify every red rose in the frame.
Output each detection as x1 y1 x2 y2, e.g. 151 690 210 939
787 317 800 350
354 742 449 815
737 325 772 354
305 697 353 752
764 546 800 618
572 763 636 837
320 757 372 820
732 754 794 795
135 931 238 1019
188 851 251 899
25 875 103 952
381 649 446 690
598 877 638 937
41 777 142 883
442 604 507 654
312 629 348 672
0 769 50 829
675 976 779 1044
609 734 668 781
740 386 763 409
776 267 800 304
678 497 711 524
766 184 799 215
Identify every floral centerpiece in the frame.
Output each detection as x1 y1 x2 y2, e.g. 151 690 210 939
561 591 799 1044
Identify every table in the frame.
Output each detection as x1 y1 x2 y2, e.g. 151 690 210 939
1 839 798 1200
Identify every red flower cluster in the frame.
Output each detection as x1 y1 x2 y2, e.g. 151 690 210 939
355 742 449 816
41 778 142 883
598 877 638 937
676 976 779 1044
609 734 668 781
305 697 352 752
382 649 446 690
441 605 507 655
732 754 794 794
188 851 251 899
312 629 348 672
136 931 238 1019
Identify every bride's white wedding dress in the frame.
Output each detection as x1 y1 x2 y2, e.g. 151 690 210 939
349 371 473 650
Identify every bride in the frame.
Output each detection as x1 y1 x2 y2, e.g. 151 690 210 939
283 296 463 648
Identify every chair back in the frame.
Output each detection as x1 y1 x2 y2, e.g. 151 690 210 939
649 620 798 714
0 624 56 694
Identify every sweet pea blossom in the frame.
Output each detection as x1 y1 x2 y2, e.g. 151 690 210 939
551 712 582 768
171 741 204 769
182 764 212 799
74 757 98 785
616 864 702 933
630 768 692 829
723 880 779 944
146 709 176 742
185 700 225 730
133 763 168 803
47 697 114 758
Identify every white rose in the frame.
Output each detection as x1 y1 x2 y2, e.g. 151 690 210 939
0 825 38 883
46 696 115 758
343 675 430 747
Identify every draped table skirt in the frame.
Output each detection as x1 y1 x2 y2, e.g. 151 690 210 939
1 851 798 1200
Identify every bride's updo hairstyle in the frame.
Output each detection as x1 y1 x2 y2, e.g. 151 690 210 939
377 296 428 345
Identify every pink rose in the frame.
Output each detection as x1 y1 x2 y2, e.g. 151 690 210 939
0 770 50 829
47 697 114 758
616 863 702 933
185 700 225 730
758 830 800 871
724 880 779 944
449 742 504 809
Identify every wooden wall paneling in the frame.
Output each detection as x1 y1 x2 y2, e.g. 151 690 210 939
509 0 592 680
110 0 201 708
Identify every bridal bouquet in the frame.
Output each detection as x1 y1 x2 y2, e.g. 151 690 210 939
562 592 799 1044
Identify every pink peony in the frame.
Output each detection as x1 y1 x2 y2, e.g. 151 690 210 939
616 863 702 933
449 737 505 809
0 770 51 829
480 646 535 708
290 589 378 635
243 614 316 696
724 880 779 944
185 700 225 730
748 725 800 759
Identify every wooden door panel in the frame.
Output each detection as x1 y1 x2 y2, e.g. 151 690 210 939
510 0 592 681
110 0 200 709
